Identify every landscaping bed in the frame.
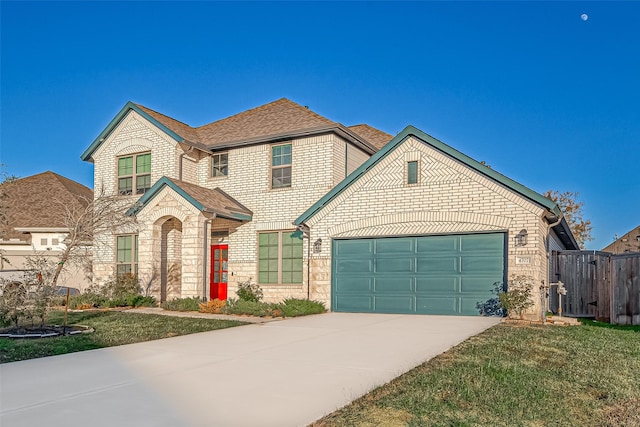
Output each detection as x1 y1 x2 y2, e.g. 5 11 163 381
313 320 640 427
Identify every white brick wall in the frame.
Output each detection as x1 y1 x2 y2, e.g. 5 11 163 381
304 136 554 317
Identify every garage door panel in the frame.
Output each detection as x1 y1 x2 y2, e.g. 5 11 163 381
375 238 414 254
335 277 372 292
416 276 459 293
376 257 414 273
335 239 373 256
375 277 414 292
335 259 373 274
416 257 459 273
375 296 414 313
460 297 487 316
416 297 458 315
461 256 503 273
335 296 373 312
461 234 504 253
460 277 502 293
416 235 459 253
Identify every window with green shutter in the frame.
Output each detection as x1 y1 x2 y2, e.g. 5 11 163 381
258 231 303 284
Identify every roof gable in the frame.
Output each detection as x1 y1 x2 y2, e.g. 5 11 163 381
127 177 252 221
81 102 185 161
295 125 564 225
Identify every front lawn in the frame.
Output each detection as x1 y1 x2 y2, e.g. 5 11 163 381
0 310 246 364
313 320 640 427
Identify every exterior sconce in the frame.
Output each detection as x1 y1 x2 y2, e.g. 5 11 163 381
515 229 528 247
313 238 322 254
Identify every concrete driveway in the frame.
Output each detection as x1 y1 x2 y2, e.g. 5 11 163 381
0 313 499 427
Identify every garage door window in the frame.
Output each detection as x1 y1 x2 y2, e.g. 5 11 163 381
258 231 303 284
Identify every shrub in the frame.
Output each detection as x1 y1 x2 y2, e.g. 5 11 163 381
102 274 141 300
280 298 326 317
199 299 226 314
236 279 263 302
68 291 107 310
161 297 201 312
223 299 279 317
499 275 535 319
0 281 28 327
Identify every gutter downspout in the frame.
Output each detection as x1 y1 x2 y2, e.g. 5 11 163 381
544 213 564 322
203 215 215 301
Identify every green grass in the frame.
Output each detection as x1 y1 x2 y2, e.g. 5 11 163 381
313 322 640 427
0 310 246 364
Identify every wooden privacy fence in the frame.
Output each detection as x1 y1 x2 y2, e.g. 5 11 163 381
551 250 640 325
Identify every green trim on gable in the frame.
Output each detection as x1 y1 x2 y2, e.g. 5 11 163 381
81 102 184 161
295 125 562 226
126 177 203 216
125 177 253 222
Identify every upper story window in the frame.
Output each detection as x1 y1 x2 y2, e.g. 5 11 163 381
118 152 151 196
271 144 291 189
210 153 228 177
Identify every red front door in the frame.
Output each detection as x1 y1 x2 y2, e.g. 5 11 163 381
210 244 228 300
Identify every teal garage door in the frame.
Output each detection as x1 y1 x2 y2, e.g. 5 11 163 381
332 233 505 315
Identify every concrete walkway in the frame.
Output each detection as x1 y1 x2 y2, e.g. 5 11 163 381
0 313 499 427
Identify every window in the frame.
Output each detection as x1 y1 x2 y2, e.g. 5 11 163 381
258 231 303 284
210 153 228 177
407 161 418 185
40 238 48 246
271 144 291 189
116 234 138 276
51 238 59 246
118 153 151 195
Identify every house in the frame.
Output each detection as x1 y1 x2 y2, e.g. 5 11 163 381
0 171 93 289
602 225 640 254
81 98 578 316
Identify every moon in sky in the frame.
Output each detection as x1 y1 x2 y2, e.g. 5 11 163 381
581 13 589 21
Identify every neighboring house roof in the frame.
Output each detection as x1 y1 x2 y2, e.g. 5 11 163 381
126 177 253 221
82 98 387 161
294 125 579 250
0 171 93 242
348 124 393 150
602 225 640 253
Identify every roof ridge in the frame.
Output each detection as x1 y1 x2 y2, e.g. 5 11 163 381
197 98 335 132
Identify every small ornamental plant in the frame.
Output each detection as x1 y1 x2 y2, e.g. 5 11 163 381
236 278 263 302
199 299 226 314
499 275 535 319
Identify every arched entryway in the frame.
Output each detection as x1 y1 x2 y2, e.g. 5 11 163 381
158 216 182 302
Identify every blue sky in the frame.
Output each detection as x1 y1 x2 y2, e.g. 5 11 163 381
1 1 638 250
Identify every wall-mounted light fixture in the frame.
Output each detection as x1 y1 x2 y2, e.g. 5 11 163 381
313 238 323 253
515 229 528 247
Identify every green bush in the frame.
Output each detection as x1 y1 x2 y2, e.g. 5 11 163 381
280 298 326 317
68 292 107 309
223 299 280 317
161 297 201 312
236 279 263 302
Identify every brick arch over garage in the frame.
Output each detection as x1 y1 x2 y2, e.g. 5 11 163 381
328 211 512 238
